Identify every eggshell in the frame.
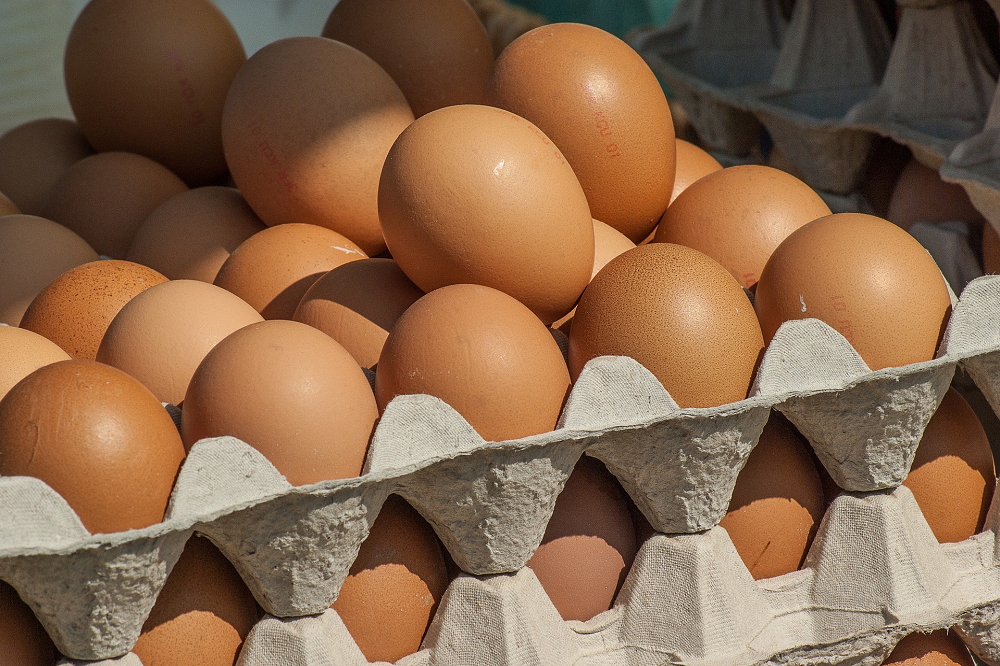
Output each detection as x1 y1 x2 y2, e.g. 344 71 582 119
526 456 637 621
754 213 952 371
0 214 99 326
132 535 260 666
984 222 1000 274
332 494 448 663
888 159 984 230
321 0 494 118
883 630 974 666
292 258 424 369
0 581 56 666
213 223 368 321
378 104 595 324
42 152 188 259
64 0 246 184
0 327 71 401
671 139 723 205
655 165 832 289
221 36 414 256
483 23 676 243
376 283 571 442
569 243 764 408
20 260 168 360
902 388 996 544
181 320 378 485
96 279 263 405
127 186 267 282
0 359 186 534
718 414 825 580
0 191 19 216
0 118 93 215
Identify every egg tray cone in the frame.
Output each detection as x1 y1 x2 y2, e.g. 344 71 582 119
10 274 1000 662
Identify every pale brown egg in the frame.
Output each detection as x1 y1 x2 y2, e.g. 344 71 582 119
888 159 984 230
0 360 186 534
671 139 723 205
0 214 99 325
20 260 167 360
127 186 267 282
0 118 93 215
569 244 764 408
222 37 414 256
883 630 974 666
96 279 263 405
754 213 952 371
42 152 188 259
0 581 56 666
984 222 1000 274
655 165 832 289
378 104 594 324
0 327 71 401
0 191 19 216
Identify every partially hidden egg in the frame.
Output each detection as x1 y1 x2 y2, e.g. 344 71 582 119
670 139 723 205
0 581 56 666
0 326 71 401
887 159 983 230
984 222 1000 274
882 630 974 666
0 117 93 216
0 191 19 216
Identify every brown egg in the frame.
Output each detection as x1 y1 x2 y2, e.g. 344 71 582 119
321 0 494 118
378 104 594 324
0 327 71 401
0 581 56 666
859 139 912 220
984 222 1000 274
718 414 825 580
221 36 414 256
655 165 832 289
526 456 636 621
213 223 368 321
0 118 93 215
42 152 189 259
0 191 19 216
569 244 764 408
96 279 263 405
292 258 424 369
484 23 675 243
883 630 974 666
671 139 723 205
888 159 984 230
127 187 267 282
754 213 952 371
0 360 186 534
333 494 448 663
64 0 246 184
0 214 99 325
133 535 260 666
903 388 995 544
20 260 168 360
376 284 571 442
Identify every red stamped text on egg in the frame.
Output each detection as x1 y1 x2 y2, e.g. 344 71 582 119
830 295 854 343
248 120 298 192
165 48 206 126
489 107 566 166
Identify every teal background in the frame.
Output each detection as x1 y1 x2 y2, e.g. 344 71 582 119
506 0 679 37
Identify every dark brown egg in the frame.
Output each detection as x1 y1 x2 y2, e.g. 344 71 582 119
985 222 1000 274
0 327 71 401
0 581 56 666
0 191 19 216
671 139 723 205
883 629 974 666
0 118 93 215
888 159 984 230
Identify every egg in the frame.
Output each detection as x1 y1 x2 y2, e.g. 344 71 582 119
0 214 99 325
569 244 764 408
292 258 424 369
213 223 368 321
0 118 94 216
0 360 186 534
754 213 952 371
42 152 188 259
0 581 56 666
883 630 974 666
526 456 637 621
64 0 246 184
483 23 675 243
19 260 168 360
132 535 260 666
0 191 19 216
984 222 1000 274
655 165 832 289
859 139 912 220
376 284 571 442
378 104 594 324
903 388 995 543
321 0 494 118
671 139 723 205
888 159 984 230
96 280 263 405
0 327 71 401
718 414 825 579
221 36 414 256
333 494 448 663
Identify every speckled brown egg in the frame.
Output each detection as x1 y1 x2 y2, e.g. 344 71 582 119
0 214 99 325
569 243 764 408
222 36 414 256
888 159 983 230
754 213 952 371
293 258 424 369
0 191 19 216
42 152 188 259
0 327 71 401
333 494 448 663
655 165 832 289
484 23 675 243
127 186 266 283
376 283 571 442
883 630 974 666
20 260 167 360
0 581 56 666
0 359 186 534
984 223 1000 274
213 223 368 321
0 118 93 216
322 0 494 118
96 279 263 405
378 104 594 324
671 139 723 205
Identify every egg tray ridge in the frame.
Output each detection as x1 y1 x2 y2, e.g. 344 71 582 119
6 273 1000 662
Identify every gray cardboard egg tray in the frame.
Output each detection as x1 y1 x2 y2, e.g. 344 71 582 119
2 269 1000 665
